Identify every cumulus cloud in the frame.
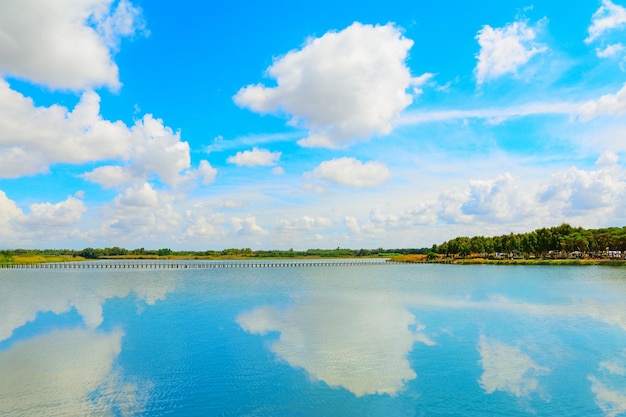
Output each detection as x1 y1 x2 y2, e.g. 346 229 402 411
475 19 547 84
0 84 128 177
0 0 146 90
461 173 534 220
478 335 548 397
344 216 361 234
0 192 88 245
234 22 418 148
96 182 180 239
540 154 626 215
182 204 226 240
81 165 133 189
597 150 620 167
276 216 333 232
227 147 281 167
596 43 625 58
237 292 433 396
195 160 218 185
231 216 268 236
585 0 626 44
308 157 391 188
0 80 215 188
578 83 626 120
20 196 87 228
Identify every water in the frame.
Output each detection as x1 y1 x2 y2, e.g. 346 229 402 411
1 262 625 416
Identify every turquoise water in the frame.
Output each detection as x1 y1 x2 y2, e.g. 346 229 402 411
1 262 625 416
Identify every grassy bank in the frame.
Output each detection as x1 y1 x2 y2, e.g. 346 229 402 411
389 254 626 266
0 254 86 265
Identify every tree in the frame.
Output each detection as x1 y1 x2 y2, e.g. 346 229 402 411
79 247 99 259
157 248 173 256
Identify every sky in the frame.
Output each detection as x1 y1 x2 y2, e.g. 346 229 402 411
1 0 626 250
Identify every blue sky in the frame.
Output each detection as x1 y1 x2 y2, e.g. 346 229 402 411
1 0 626 250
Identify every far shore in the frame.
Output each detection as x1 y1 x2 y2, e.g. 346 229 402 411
389 254 626 266
1 252 626 267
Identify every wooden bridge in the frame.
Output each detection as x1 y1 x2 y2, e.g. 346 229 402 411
0 259 392 270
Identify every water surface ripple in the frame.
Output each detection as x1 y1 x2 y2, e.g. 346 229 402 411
1 262 625 416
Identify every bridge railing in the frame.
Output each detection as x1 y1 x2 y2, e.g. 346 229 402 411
0 259 393 270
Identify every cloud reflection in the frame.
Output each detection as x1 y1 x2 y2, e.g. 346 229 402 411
589 350 626 417
0 328 150 416
478 335 548 397
237 292 434 397
0 271 179 342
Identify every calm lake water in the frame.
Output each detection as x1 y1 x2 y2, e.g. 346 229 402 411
1 262 626 416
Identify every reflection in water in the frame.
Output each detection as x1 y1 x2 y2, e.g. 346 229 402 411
589 349 626 417
1 264 626 416
0 268 178 416
0 270 179 342
477 335 548 397
0 328 150 416
238 292 435 396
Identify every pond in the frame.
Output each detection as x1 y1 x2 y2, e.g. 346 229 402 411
1 262 625 416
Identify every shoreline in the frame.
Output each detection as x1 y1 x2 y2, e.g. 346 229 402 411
389 255 626 266
2 254 626 267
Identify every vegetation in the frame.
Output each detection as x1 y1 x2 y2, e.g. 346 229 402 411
433 224 626 261
1 224 624 266
0 247 427 265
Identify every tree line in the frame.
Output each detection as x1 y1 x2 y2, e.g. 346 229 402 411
434 224 626 258
3 224 624 261
0 246 428 260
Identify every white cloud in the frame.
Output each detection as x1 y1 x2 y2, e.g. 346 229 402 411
276 216 333 232
585 0 626 44
0 0 145 90
597 43 625 58
0 80 216 189
578 83 626 120
461 173 535 220
399 101 578 125
388 155 626 230
0 190 23 230
0 84 128 177
95 0 147 50
182 205 226 240
237 292 433 396
114 182 159 208
96 183 180 240
0 82 202 186
0 193 88 245
231 216 268 236
478 335 548 397
20 196 87 228
597 150 620 167
234 22 417 148
196 160 218 185
540 157 626 215
309 157 391 188
81 165 133 188
227 147 281 167
475 19 547 85
344 216 361 234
